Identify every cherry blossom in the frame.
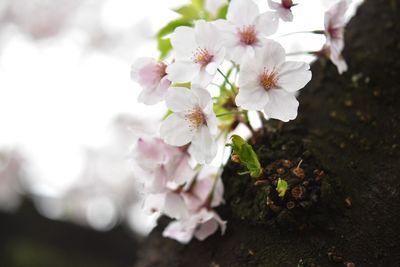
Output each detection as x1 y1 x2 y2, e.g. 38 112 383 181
166 20 225 87
134 137 194 193
268 0 295 22
181 167 224 211
160 86 218 164
214 0 278 64
324 0 350 74
162 208 226 244
162 169 226 243
236 40 311 122
130 57 171 105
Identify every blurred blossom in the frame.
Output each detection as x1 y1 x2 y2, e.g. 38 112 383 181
0 149 25 212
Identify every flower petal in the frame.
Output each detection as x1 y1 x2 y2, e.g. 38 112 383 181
171 26 197 60
162 220 194 244
276 61 311 92
236 85 269 111
160 114 193 146
254 12 279 36
165 87 197 112
167 61 200 84
163 192 189 219
137 76 170 105
263 89 299 122
227 0 260 26
189 126 217 164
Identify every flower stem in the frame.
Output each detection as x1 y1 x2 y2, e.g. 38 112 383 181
286 50 319 56
217 68 237 93
216 111 245 117
278 30 325 38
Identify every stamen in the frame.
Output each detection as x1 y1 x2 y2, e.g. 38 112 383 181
239 25 257 45
259 68 278 91
193 48 214 66
185 106 206 129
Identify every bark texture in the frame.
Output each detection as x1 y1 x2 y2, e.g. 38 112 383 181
134 0 400 266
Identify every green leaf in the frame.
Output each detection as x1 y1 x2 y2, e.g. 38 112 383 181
191 0 204 9
174 5 199 20
156 19 192 39
276 178 288 198
216 4 229 19
229 135 262 178
157 38 172 59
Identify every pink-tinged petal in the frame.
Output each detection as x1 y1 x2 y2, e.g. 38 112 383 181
164 193 189 219
167 153 195 187
277 7 293 22
194 211 226 240
276 61 311 92
330 51 348 74
165 87 197 112
189 125 217 164
227 0 260 26
182 177 214 211
167 61 200 84
135 137 166 165
211 177 224 207
160 114 194 146
131 57 159 88
236 85 269 111
137 76 170 105
254 12 279 36
263 89 299 122
267 0 281 10
325 0 350 30
171 26 197 60
194 218 219 240
162 220 195 244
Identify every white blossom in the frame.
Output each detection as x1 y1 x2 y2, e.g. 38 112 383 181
214 0 278 64
167 20 225 87
160 86 218 164
236 40 311 122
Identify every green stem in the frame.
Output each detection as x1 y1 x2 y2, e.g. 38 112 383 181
278 30 325 38
217 68 236 93
286 50 319 56
216 111 245 117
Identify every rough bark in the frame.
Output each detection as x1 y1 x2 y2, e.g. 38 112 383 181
134 0 400 266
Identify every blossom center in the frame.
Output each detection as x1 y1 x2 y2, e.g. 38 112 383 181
259 69 278 91
185 106 206 129
157 62 168 78
239 25 257 45
193 48 214 66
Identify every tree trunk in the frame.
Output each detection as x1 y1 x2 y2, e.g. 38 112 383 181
134 0 400 266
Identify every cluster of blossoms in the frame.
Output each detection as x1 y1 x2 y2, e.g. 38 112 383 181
130 0 351 243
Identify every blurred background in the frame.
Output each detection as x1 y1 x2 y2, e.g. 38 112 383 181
0 0 362 266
